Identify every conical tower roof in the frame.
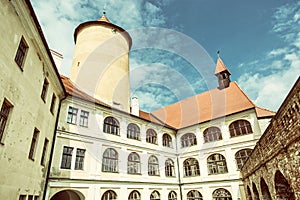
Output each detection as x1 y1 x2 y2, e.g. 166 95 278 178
215 57 231 75
98 12 111 23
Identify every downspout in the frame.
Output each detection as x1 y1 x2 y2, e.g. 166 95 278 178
175 131 183 200
42 95 66 200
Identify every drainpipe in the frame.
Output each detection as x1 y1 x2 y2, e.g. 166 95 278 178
175 132 183 200
42 95 66 200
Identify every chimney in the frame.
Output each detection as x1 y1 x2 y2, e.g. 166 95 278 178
131 97 139 116
50 49 63 73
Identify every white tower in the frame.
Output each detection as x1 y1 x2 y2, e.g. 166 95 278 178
70 12 132 112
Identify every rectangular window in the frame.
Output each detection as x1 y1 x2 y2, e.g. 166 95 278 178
0 99 12 142
67 106 78 124
79 110 89 127
40 78 49 102
75 148 86 170
34 196 39 200
19 195 26 200
15 36 28 69
60 146 73 169
50 94 56 114
28 195 33 200
40 138 49 166
28 128 39 160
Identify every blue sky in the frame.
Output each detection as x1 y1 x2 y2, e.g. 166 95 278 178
31 0 300 112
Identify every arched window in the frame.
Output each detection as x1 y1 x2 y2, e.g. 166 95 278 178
207 154 228 174
246 185 252 200
148 155 159 176
187 190 203 200
150 190 160 200
102 190 117 200
235 149 252 170
128 152 141 174
168 191 177 200
128 190 141 200
146 129 157 144
274 170 295 200
212 188 232 200
181 133 197 148
252 183 259 200
51 190 84 200
165 159 175 177
102 148 118 172
183 158 200 177
260 178 272 200
103 117 120 135
229 120 253 137
127 123 140 140
162 133 172 147
203 126 222 142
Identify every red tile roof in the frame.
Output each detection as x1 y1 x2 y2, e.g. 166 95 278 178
61 75 275 130
61 75 171 127
61 75 110 107
255 106 276 118
152 82 275 129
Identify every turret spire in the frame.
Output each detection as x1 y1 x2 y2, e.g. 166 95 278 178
215 55 231 89
98 7 111 23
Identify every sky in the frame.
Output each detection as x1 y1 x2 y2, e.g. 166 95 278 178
31 0 300 113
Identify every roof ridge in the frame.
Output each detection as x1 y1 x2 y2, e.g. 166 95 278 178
232 81 256 108
255 105 276 113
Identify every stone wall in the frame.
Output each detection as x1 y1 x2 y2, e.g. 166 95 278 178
241 77 300 200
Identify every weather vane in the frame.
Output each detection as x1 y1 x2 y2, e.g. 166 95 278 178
103 1 107 15
217 50 220 57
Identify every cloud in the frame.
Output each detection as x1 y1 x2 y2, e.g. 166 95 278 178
238 1 300 112
30 0 173 76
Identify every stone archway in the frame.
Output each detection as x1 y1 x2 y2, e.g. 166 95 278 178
274 170 295 200
260 178 272 200
252 183 259 200
51 190 85 200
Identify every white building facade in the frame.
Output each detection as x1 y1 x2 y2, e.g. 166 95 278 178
45 13 275 200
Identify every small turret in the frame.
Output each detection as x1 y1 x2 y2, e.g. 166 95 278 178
215 57 231 89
